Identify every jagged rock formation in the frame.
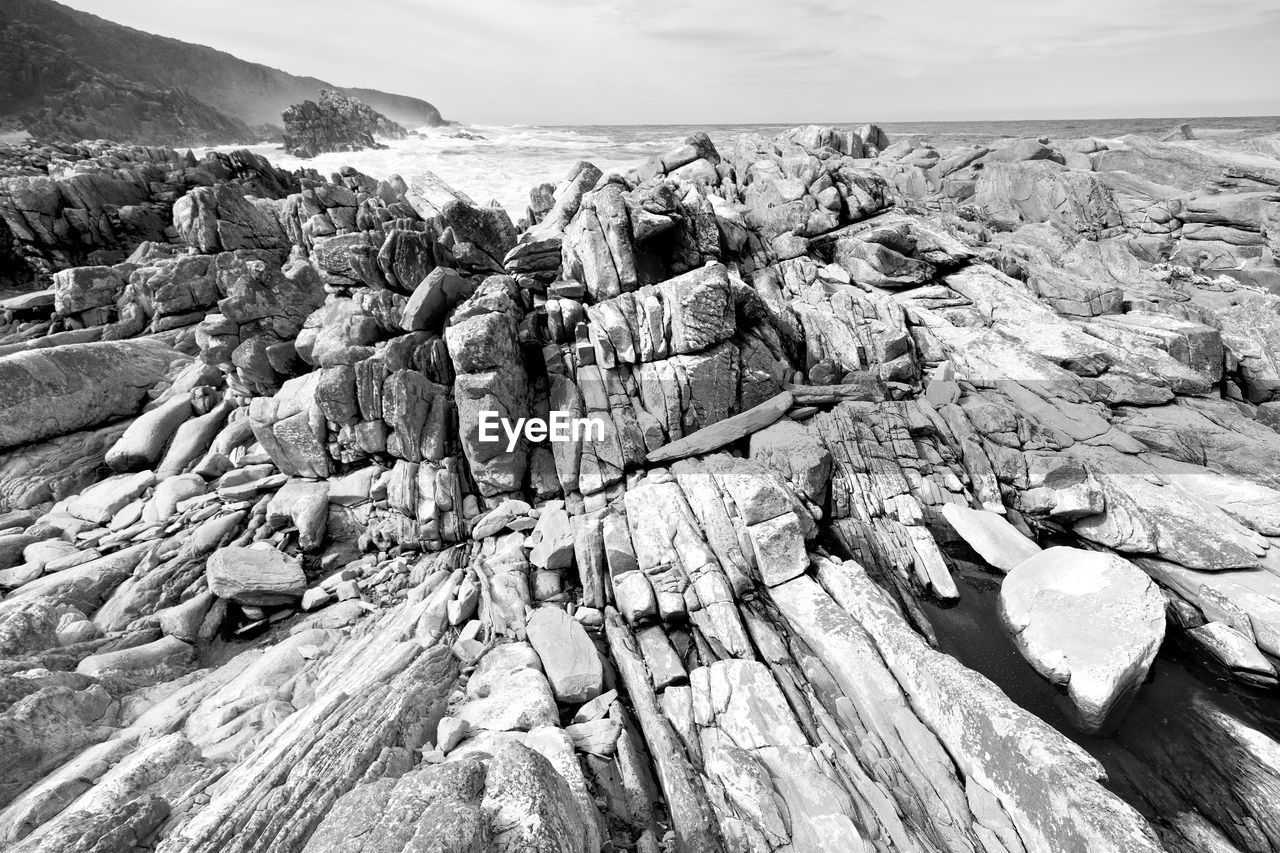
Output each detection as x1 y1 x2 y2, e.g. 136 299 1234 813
0 0 445 144
0 123 1279 853
0 142 306 290
282 90 408 159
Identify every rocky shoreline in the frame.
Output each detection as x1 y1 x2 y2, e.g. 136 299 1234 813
0 122 1279 853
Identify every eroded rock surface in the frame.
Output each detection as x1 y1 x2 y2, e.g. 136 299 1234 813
0 124 1277 853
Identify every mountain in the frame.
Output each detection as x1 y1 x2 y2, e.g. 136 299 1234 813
0 0 446 145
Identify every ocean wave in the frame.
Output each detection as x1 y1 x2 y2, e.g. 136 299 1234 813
194 117 1280 222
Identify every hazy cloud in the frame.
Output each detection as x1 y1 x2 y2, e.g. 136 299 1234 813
58 0 1280 123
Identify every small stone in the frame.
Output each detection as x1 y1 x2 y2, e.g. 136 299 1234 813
531 569 562 602
573 606 603 628
564 717 622 755
571 688 618 724
437 716 471 754
452 637 486 665
301 587 332 611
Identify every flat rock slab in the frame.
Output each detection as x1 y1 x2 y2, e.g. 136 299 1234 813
206 545 306 605
940 504 1041 573
647 391 792 464
1000 546 1166 732
77 634 194 681
525 606 603 704
471 499 533 540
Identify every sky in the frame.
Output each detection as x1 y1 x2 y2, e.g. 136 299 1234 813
58 0 1280 125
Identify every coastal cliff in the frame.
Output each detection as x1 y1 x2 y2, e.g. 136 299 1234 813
0 123 1278 853
0 0 446 145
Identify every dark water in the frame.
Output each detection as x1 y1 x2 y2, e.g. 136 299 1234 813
922 559 1280 847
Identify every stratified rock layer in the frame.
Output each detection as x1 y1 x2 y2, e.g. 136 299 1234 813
0 123 1278 853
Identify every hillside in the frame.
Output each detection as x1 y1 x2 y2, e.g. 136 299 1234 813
0 0 446 145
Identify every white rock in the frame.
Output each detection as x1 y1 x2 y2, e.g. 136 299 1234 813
525 606 603 704
1000 546 1165 732
436 716 471 754
940 503 1041 573
528 501 574 570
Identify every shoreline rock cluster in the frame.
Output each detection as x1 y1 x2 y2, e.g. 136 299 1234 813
282 89 408 159
0 121 1279 853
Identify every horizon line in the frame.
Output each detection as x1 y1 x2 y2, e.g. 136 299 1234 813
466 113 1280 129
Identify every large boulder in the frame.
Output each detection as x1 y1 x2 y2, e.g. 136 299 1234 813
480 742 588 853
975 161 1124 238
172 184 288 254
52 265 125 316
748 420 832 504
999 546 1166 732
525 606 602 704
0 339 179 451
248 373 331 478
205 546 306 604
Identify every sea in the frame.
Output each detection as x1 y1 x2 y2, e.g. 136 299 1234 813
195 116 1280 219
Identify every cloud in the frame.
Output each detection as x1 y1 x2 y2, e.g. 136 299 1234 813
604 0 1280 74
55 0 1280 122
